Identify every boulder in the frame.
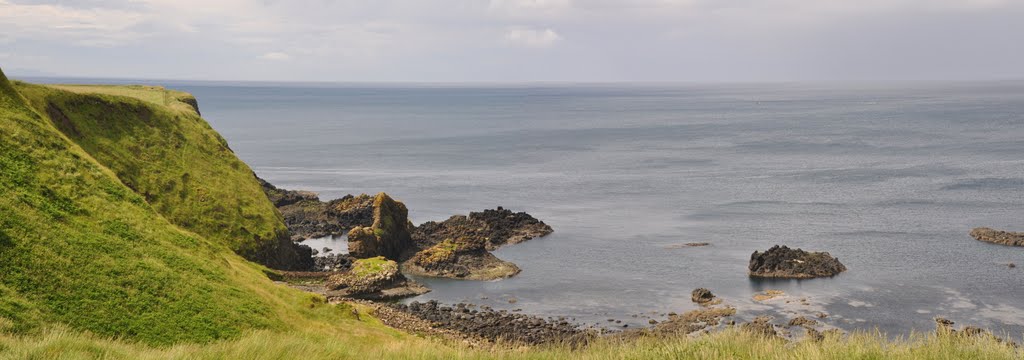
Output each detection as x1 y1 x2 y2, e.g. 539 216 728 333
970 227 1024 247
748 245 846 279
347 193 414 260
691 288 716 304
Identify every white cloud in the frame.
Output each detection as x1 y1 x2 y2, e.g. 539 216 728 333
504 27 563 48
0 0 148 46
259 52 292 61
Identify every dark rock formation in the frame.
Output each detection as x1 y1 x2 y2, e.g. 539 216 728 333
324 257 428 300
412 208 553 251
403 237 520 280
347 193 414 260
314 253 354 272
469 207 553 250
393 300 588 345
247 235 316 271
748 245 846 279
691 288 716 304
970 227 1024 247
258 177 375 240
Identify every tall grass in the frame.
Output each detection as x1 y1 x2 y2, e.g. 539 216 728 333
1 326 1020 360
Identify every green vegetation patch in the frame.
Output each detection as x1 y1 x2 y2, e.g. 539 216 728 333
350 256 398 280
0 70 284 345
13 81 289 263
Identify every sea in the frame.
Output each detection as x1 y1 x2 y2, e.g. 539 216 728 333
25 77 1024 335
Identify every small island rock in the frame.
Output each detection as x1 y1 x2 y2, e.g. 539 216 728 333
748 245 846 279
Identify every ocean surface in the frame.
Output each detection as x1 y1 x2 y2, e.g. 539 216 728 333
29 77 1024 335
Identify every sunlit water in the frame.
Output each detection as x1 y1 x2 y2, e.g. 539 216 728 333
29 77 1024 335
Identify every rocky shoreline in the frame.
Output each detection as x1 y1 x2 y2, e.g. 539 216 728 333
256 177 1019 349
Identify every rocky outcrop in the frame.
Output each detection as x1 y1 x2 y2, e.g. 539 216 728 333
468 207 553 250
394 300 588 345
324 257 428 300
402 237 521 280
411 208 552 251
258 177 375 240
347 193 414 260
691 288 716 305
248 235 316 271
748 245 846 279
970 227 1024 247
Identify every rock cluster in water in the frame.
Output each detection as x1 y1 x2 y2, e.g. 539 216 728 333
261 178 554 283
748 245 846 279
393 300 586 345
970 227 1024 247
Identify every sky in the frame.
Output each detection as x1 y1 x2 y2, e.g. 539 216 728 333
0 0 1022 82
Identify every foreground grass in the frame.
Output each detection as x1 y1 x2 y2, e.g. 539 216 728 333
1 326 1020 360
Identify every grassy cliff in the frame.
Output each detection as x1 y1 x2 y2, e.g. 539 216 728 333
0 68 381 346
12 81 305 268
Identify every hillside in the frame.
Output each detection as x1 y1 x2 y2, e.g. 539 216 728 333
0 68 382 345
12 82 309 269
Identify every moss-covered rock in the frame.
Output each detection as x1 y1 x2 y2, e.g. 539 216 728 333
347 193 413 260
324 257 428 300
403 237 521 281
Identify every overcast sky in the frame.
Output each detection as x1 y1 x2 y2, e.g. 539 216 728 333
1 0 1022 82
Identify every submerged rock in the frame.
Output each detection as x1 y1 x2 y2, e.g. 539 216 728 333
742 316 778 338
324 256 428 300
970 227 1024 247
347 193 414 260
748 245 846 279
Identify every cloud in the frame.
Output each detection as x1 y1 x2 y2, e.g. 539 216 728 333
0 0 148 47
259 52 291 61
504 27 563 48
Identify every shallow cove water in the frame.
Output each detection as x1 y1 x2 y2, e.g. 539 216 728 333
30 77 1024 336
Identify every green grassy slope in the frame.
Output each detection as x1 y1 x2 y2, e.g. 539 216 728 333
0 68 278 344
11 81 303 267
0 69 374 346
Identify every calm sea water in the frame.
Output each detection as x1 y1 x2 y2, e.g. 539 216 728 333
30 78 1024 335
